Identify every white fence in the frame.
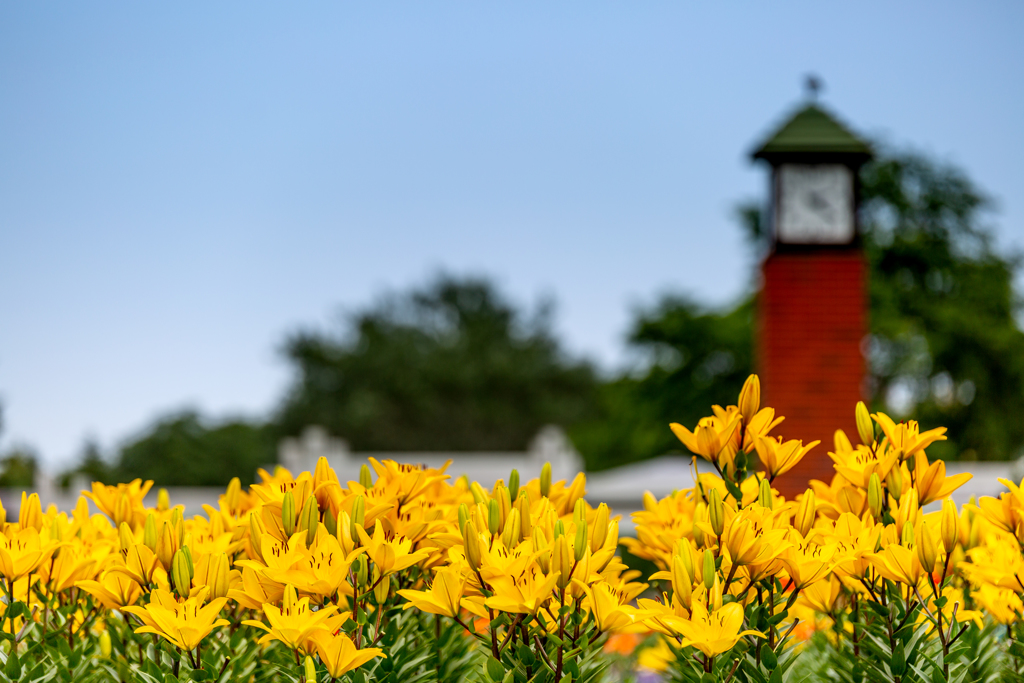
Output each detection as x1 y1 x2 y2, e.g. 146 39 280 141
5 426 1020 534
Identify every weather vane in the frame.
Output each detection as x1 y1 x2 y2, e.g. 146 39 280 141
804 74 823 101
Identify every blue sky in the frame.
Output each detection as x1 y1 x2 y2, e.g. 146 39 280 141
2 2 1023 468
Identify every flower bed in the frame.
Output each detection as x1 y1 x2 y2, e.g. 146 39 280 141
1 374 1022 682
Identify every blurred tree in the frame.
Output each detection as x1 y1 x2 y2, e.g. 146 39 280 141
0 446 37 488
859 154 1024 461
276 274 598 452
115 412 275 486
59 439 120 487
569 299 752 471
579 149 1024 467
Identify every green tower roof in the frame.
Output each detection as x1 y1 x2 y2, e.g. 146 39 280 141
752 104 872 161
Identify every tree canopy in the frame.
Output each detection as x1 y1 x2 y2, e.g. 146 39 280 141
59 148 1024 485
276 275 598 452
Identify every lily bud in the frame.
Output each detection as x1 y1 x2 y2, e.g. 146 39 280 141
757 479 773 510
0 499 6 534
350 495 365 541
532 528 550 572
156 520 177 569
249 512 266 562
463 527 483 571
886 467 904 498
701 549 716 591
299 495 319 546
501 508 522 548
19 492 43 531
540 462 552 498
207 552 231 600
488 498 501 536
855 401 874 446
99 630 112 658
225 477 241 516
304 655 317 683
552 535 572 590
457 503 470 536
496 486 511 529
671 554 691 598
941 499 959 554
323 508 338 537
708 488 725 537
508 469 520 502
113 493 133 528
917 522 938 573
359 463 374 489
374 572 391 603
574 520 588 562
171 549 193 597
470 482 487 505
834 429 852 453
692 503 708 548
515 494 532 539
281 491 296 537
157 488 170 512
118 522 134 553
573 498 587 527
143 513 158 551
796 490 816 538
868 473 884 519
355 555 368 587
738 374 760 421
901 522 915 549
336 511 354 554
590 503 609 552
553 519 565 540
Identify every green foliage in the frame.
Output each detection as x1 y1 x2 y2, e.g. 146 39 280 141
114 412 275 486
276 274 598 453
570 299 752 471
0 448 36 488
861 153 1024 461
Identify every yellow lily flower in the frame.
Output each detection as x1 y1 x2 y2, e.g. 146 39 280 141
78 572 143 610
872 414 946 458
829 444 900 489
675 601 764 657
397 567 465 618
870 543 924 586
124 587 229 651
670 413 742 470
778 535 836 589
799 575 842 613
484 569 560 614
0 527 58 580
911 452 972 506
755 436 819 479
227 566 285 610
82 479 153 528
582 581 646 632
243 585 349 655
311 631 385 678
38 545 96 593
356 521 430 575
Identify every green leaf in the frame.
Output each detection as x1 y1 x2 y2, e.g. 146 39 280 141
486 657 505 682
189 669 211 681
761 647 778 670
4 648 21 680
891 642 906 677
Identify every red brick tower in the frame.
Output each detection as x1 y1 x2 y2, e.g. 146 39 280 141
751 104 873 498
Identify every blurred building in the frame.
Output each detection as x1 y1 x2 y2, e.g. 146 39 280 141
751 102 872 497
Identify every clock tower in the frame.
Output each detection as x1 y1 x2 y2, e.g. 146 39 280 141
751 102 873 497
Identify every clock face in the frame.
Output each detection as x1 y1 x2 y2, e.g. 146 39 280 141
776 164 855 244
